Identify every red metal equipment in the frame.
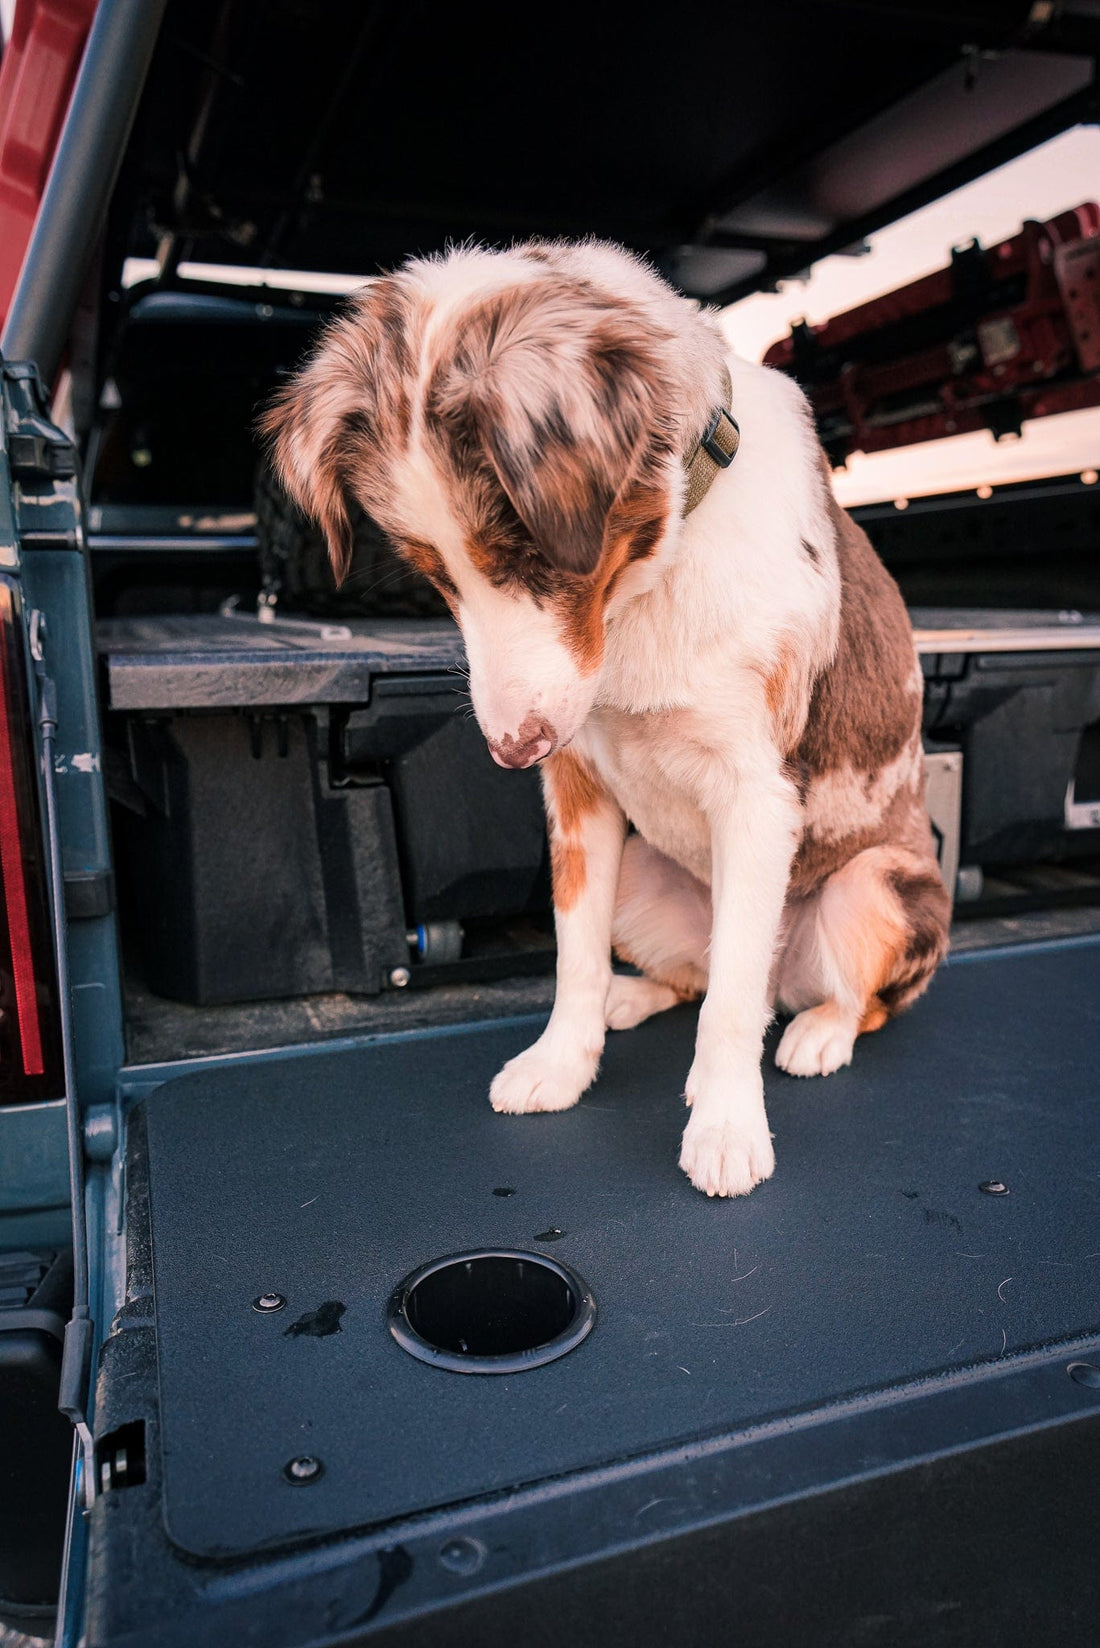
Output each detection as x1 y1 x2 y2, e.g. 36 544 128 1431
0 0 98 330
763 205 1100 463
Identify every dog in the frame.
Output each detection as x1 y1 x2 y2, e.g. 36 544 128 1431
263 240 950 1197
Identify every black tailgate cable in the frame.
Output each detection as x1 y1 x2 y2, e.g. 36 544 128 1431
31 610 97 1513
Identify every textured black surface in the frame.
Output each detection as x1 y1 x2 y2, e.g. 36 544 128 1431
113 712 409 1004
0 1249 73 1620
98 614 464 708
141 939 1100 1559
117 907 1100 1066
361 1421 1100 1648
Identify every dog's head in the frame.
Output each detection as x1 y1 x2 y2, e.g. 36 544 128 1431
262 246 687 767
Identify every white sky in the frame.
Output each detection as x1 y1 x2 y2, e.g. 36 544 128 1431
720 124 1100 505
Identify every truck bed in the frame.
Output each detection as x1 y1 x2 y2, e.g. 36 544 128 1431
86 933 1100 1646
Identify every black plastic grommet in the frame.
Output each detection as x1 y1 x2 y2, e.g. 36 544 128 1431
388 1249 596 1375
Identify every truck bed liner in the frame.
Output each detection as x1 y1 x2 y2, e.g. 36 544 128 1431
133 936 1100 1562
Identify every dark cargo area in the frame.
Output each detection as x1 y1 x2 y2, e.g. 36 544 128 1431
83 935 1100 1644
73 0 1100 1045
93 603 1100 1057
82 265 1100 1046
98 614 554 1019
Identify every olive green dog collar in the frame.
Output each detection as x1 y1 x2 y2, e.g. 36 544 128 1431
682 368 739 515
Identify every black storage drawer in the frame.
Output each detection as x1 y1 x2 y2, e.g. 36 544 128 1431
111 710 410 1004
0 1249 73 1635
99 615 549 1005
914 610 1100 865
340 679 550 924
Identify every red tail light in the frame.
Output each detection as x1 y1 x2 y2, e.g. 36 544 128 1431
0 576 62 1101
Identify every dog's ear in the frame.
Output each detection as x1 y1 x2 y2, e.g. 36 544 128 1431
259 283 399 584
432 285 666 576
260 348 357 583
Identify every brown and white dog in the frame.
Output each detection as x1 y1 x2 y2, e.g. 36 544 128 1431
263 240 950 1197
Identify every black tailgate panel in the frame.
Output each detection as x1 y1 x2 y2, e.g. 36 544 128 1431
137 938 1100 1559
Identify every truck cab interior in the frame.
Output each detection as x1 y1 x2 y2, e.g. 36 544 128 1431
1 3 1099 1644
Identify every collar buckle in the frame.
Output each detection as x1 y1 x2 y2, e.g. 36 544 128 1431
699 407 739 468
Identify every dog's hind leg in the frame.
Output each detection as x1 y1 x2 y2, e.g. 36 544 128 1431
607 835 710 1029
775 845 949 1077
605 975 682 1031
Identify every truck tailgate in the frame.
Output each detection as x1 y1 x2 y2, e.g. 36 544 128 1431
89 935 1100 1644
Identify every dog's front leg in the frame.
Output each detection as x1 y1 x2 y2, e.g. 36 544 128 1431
680 764 800 1196
491 752 626 1114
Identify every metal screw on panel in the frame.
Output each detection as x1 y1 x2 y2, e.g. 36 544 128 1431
439 1536 486 1576
253 1293 286 1313
389 966 411 988
284 1455 323 1484
979 1181 1009 1196
1068 1362 1100 1390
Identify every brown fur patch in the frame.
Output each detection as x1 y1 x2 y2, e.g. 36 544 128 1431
260 375 355 579
400 537 458 603
858 854 950 1032
872 862 951 1018
260 277 420 583
782 756 812 805
859 1002 890 1034
761 640 811 756
549 835 587 913
556 480 669 672
890 864 951 966
789 756 931 898
547 748 604 836
542 748 610 913
423 278 672 593
798 497 921 780
846 867 912 1007
788 492 927 897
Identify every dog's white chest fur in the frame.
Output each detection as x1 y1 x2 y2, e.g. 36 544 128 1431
578 706 715 885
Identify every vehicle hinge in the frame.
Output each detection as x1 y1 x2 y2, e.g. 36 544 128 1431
8 432 77 480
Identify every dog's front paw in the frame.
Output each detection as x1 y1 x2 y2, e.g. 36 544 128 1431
679 1091 775 1197
489 1039 598 1115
